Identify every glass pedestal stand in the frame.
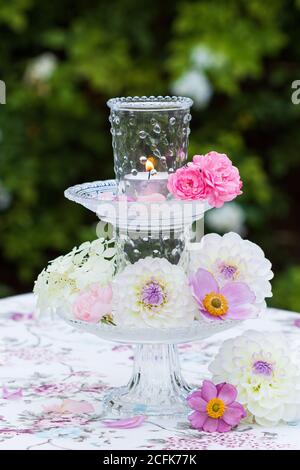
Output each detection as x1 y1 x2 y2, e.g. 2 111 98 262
63 180 239 417
105 344 190 416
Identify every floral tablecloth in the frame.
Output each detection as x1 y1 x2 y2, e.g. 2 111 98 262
0 293 300 450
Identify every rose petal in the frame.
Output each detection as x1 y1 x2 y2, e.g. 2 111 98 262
217 383 237 405
201 380 217 402
102 416 146 429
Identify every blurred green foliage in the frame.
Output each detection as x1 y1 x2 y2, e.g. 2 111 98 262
0 0 300 310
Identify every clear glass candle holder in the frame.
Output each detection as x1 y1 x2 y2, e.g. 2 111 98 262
107 96 193 198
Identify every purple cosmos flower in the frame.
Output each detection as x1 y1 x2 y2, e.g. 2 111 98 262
189 268 256 321
187 380 246 433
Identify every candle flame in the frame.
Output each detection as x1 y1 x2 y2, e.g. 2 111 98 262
145 156 155 172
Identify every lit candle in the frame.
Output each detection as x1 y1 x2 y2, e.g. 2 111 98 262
124 156 169 198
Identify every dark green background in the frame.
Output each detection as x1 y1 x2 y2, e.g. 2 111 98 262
0 0 300 311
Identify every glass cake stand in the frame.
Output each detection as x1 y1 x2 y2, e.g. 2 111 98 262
62 180 240 417
60 311 238 417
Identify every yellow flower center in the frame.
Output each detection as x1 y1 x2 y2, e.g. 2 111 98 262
206 398 226 419
203 292 228 317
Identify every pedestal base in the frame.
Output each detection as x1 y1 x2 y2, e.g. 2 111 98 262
104 344 192 416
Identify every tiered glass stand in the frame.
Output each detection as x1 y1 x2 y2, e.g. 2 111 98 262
62 96 239 416
63 180 238 417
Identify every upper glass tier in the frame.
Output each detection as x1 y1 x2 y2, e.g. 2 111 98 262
107 96 193 198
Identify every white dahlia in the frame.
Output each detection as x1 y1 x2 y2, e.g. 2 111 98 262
209 330 300 426
112 257 197 328
189 232 273 307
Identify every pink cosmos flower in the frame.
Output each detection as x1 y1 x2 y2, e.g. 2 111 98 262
189 268 256 321
193 151 242 208
187 380 246 433
167 165 210 201
72 283 112 323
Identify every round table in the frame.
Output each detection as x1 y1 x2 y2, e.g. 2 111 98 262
0 293 299 450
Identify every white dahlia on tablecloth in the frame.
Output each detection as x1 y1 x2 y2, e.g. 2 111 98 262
112 257 198 328
189 232 273 308
209 330 300 426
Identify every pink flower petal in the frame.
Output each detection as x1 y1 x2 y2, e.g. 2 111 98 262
43 399 95 414
189 269 219 304
217 383 237 405
62 399 95 414
2 386 23 400
226 303 257 320
200 308 224 321
201 380 217 402
221 282 256 307
188 411 207 430
222 405 245 426
43 404 62 413
102 416 146 429
202 416 218 432
230 401 247 419
187 392 207 411
217 419 232 432
216 382 226 394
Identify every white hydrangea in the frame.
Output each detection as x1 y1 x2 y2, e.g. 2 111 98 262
34 239 116 315
209 330 300 426
112 257 198 328
189 232 273 308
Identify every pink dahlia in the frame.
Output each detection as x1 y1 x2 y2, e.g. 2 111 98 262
193 151 242 208
72 283 112 323
167 165 210 201
189 268 256 321
187 380 246 433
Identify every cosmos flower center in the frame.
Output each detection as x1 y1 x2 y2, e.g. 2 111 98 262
206 397 226 419
219 263 238 280
140 278 167 310
252 360 273 376
203 292 228 316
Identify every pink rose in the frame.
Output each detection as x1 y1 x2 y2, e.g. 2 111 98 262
193 151 242 208
167 165 210 201
72 284 112 323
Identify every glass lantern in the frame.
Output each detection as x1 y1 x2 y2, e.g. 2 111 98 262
107 96 196 268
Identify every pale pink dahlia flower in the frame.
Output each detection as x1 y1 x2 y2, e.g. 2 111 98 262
187 380 246 433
